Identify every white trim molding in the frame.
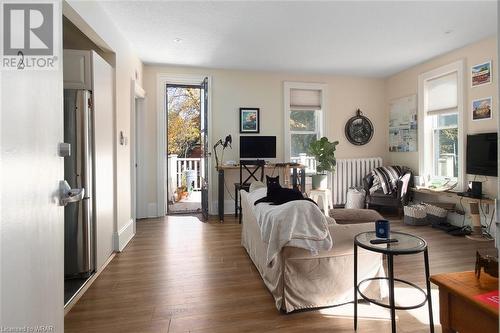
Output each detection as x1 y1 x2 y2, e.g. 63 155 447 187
418 60 466 191
113 218 135 252
156 73 213 216
283 81 327 162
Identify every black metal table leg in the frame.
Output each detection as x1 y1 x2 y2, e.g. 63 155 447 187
424 248 434 333
218 169 224 222
354 242 358 330
292 167 298 191
234 186 238 218
387 253 396 333
300 167 306 193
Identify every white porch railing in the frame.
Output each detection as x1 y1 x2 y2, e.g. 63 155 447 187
291 153 316 174
168 154 202 191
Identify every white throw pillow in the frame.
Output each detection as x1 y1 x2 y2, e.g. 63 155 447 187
249 181 266 192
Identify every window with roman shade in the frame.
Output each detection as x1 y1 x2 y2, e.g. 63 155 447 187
418 61 464 190
284 83 325 169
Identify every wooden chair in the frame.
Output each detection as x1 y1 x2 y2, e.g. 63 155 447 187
234 160 265 223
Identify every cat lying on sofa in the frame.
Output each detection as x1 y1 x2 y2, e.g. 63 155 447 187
254 175 317 206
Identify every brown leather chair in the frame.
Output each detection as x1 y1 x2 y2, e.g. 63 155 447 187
363 168 413 216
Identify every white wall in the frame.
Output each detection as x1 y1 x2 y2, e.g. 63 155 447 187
64 1 143 248
143 66 387 214
385 36 498 197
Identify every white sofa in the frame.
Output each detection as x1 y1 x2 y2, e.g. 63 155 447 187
240 190 385 313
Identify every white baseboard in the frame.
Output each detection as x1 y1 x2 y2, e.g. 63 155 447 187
211 200 236 215
113 218 135 252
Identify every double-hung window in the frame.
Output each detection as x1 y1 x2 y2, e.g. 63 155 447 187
289 109 322 157
284 83 325 173
419 61 464 189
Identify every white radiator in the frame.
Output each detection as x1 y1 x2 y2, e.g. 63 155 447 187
331 157 383 206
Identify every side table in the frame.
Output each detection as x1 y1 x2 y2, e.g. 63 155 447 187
308 188 332 217
430 271 498 333
354 231 434 333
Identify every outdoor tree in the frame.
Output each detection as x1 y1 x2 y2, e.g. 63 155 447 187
167 87 201 157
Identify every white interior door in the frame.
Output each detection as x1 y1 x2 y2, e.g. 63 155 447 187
0 17 64 333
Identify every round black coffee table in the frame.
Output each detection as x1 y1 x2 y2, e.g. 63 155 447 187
353 231 434 333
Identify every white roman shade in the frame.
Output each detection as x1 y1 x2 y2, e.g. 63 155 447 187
425 72 458 115
290 89 321 109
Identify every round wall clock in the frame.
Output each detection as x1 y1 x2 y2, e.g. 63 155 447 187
345 109 374 146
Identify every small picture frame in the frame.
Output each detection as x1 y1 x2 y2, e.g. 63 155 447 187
471 61 492 87
239 108 260 133
472 97 492 121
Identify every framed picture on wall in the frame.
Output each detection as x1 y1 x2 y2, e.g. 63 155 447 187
471 61 492 87
239 108 260 133
472 97 492 121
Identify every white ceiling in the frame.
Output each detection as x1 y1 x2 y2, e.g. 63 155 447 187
100 1 497 77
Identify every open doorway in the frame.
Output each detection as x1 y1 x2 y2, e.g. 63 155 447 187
166 84 203 214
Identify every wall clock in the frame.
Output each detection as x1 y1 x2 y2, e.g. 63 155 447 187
345 109 374 146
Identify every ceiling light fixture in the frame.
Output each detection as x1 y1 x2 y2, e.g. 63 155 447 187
173 38 183 43
444 30 453 35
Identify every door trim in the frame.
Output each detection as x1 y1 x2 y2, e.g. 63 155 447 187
130 79 146 230
156 73 213 216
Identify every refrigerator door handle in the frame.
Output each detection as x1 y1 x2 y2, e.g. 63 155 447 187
60 180 85 206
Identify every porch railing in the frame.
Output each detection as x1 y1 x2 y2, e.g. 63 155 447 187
167 154 202 191
291 153 316 174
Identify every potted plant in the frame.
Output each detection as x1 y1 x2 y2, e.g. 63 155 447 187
308 137 339 189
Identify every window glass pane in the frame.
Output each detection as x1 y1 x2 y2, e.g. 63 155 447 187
291 133 317 156
433 127 458 178
427 72 457 111
290 111 316 131
437 113 457 127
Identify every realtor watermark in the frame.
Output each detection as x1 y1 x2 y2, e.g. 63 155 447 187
0 326 54 332
1 1 59 70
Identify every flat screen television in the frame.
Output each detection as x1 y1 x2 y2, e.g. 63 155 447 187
240 136 276 159
466 133 498 177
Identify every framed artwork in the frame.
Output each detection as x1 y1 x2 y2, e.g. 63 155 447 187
239 108 260 133
471 61 492 87
472 97 492 121
388 95 418 152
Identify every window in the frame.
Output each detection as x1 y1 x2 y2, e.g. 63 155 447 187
419 61 464 189
284 83 325 171
289 109 322 156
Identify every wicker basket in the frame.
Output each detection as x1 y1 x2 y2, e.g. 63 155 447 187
403 204 428 226
425 204 448 225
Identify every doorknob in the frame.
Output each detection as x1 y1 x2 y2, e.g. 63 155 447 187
59 180 85 206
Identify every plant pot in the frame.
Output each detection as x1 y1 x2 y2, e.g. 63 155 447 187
312 174 328 189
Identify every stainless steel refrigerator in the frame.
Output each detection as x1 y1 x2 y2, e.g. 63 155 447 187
64 89 94 279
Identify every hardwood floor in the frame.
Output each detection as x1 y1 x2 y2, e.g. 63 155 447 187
65 214 495 333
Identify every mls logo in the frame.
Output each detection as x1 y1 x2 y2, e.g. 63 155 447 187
3 3 53 55
0 0 57 71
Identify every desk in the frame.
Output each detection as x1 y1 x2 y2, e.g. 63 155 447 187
430 271 499 333
217 163 306 221
411 187 495 205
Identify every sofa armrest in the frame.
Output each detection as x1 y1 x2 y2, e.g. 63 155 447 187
395 172 412 203
363 173 374 194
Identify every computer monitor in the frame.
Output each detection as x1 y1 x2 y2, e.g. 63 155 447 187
240 136 276 159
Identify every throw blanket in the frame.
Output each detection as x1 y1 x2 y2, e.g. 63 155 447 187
371 166 403 195
246 187 333 265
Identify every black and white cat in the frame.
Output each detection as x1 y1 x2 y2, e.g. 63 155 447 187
254 176 317 206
